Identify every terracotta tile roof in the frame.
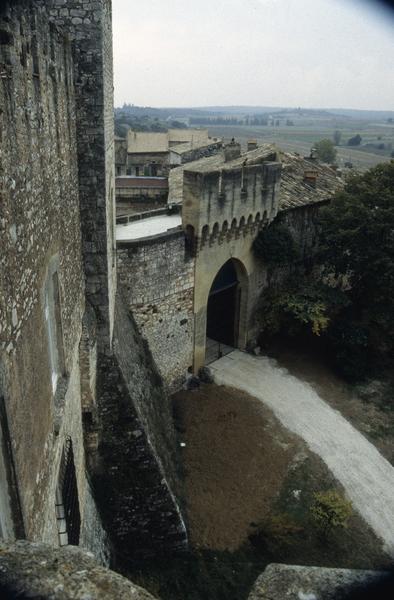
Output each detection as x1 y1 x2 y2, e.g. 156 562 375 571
168 144 277 203
279 152 343 211
167 146 343 209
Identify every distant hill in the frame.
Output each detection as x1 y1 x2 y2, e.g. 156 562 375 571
115 104 394 122
326 108 394 120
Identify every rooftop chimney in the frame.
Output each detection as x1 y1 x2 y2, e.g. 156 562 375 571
247 140 258 152
223 140 241 162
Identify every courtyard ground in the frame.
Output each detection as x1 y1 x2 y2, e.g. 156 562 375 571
209 350 394 557
126 373 391 600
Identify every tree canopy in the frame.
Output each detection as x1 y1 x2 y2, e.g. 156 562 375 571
333 130 342 145
316 162 394 374
314 139 337 163
255 161 394 380
347 134 362 146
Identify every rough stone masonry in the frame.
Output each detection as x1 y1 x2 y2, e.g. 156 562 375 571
0 0 187 568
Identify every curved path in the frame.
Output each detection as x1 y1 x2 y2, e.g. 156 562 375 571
210 350 394 557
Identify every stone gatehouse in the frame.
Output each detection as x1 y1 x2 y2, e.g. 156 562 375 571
116 142 341 391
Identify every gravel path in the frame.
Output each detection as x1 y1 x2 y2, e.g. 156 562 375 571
210 350 394 557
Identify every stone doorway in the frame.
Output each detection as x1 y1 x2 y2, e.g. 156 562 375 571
205 259 241 364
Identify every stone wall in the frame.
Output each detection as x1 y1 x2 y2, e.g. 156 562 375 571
248 564 390 600
182 160 282 239
127 152 170 177
279 201 328 261
117 231 195 391
0 0 107 558
93 294 187 560
47 0 117 349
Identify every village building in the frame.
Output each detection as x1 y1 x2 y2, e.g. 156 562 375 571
115 128 223 177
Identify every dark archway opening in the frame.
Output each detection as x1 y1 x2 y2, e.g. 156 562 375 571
206 260 240 361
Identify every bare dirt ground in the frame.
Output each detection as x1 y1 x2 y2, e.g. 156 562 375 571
174 384 298 551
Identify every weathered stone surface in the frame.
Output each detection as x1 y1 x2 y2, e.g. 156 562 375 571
46 0 117 348
0 0 186 565
0 540 157 599
92 293 187 560
248 564 390 600
0 0 106 558
117 232 195 391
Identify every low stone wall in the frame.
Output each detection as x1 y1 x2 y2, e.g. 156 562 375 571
0 540 157 599
117 231 195 391
248 564 391 600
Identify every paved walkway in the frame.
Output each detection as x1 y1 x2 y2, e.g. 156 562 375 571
210 350 394 556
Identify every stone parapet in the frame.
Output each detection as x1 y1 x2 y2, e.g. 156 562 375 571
182 160 282 241
248 564 391 600
0 540 157 599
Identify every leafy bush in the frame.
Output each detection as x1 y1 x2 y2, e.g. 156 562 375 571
257 279 348 338
310 490 352 535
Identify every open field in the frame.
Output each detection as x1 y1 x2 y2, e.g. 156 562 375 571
208 119 394 170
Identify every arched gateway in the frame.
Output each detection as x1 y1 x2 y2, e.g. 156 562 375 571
117 143 282 388
205 259 248 364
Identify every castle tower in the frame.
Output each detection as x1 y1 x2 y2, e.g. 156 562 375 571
49 0 116 350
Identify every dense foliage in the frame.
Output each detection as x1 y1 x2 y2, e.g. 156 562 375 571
253 223 299 266
347 134 362 146
318 162 394 377
255 161 394 380
314 138 337 163
310 490 352 535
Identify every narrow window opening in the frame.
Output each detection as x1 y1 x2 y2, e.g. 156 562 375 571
56 438 81 546
45 267 65 395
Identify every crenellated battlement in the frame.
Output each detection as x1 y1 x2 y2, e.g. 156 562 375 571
182 159 282 247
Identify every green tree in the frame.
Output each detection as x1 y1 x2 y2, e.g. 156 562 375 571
347 134 362 146
333 130 342 145
317 161 394 377
314 139 337 163
255 162 394 381
256 279 347 338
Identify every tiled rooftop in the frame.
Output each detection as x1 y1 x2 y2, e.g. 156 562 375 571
168 144 277 204
168 145 343 209
279 152 343 210
169 138 222 155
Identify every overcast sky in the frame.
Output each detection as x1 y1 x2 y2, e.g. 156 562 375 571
112 0 394 110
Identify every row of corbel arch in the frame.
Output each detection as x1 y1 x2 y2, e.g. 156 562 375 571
200 210 269 247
